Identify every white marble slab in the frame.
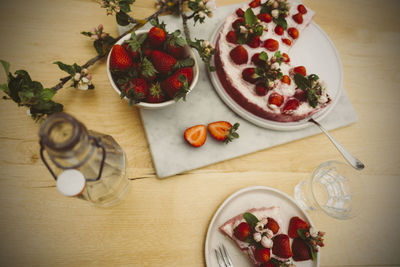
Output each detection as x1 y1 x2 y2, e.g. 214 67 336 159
119 4 358 178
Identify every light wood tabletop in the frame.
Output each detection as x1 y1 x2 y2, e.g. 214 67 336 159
0 0 399 266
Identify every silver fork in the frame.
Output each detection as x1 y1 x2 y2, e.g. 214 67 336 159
214 244 234 267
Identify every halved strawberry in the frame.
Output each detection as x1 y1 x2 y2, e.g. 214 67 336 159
151 50 177 74
292 13 303 24
288 216 309 238
247 35 261 48
272 234 293 259
230 45 248 65
292 237 312 261
274 25 284 36
297 4 307 14
268 93 284 107
282 52 290 63
265 217 280 234
293 66 307 76
242 68 258 83
257 13 272 23
288 27 299 39
282 38 292 46
233 221 251 241
282 99 300 114
226 31 238 44
145 83 165 103
254 248 271 263
249 0 261 8
255 84 268 96
207 121 240 143
281 75 291 85
124 78 148 102
184 125 207 147
264 39 279 52
148 26 166 48
110 44 132 71
236 8 245 17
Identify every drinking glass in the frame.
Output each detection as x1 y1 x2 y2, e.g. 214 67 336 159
294 161 364 219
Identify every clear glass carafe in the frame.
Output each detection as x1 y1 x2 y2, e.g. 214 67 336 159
39 112 129 207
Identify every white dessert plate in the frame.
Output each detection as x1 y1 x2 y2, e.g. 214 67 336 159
208 21 343 131
204 186 319 267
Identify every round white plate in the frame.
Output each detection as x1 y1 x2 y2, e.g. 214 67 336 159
204 186 319 267
208 21 343 131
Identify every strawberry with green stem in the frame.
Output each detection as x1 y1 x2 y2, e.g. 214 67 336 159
207 121 240 144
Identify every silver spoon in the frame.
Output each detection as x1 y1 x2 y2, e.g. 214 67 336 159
309 118 365 170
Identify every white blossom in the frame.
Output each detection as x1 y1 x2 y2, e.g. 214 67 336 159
255 222 264 232
264 229 274 239
253 232 262 242
198 11 206 18
205 0 216 12
261 236 273 248
271 9 279 18
310 227 318 238
74 73 81 81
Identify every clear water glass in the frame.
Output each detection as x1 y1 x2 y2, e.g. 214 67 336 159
294 161 364 219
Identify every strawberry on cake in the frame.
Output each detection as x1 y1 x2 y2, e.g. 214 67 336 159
214 0 331 122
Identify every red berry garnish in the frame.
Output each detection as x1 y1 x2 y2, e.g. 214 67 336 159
282 38 292 46
293 66 307 76
242 68 258 84
254 248 271 263
282 52 290 63
249 0 261 8
288 27 299 39
292 13 303 24
282 99 300 114
264 38 279 51
236 8 245 17
265 217 280 234
268 92 284 107
247 35 261 48
257 13 272 23
274 25 284 35
294 89 307 102
232 18 245 30
230 45 248 65
281 75 291 85
233 222 251 241
251 53 265 66
255 84 268 96
297 4 307 14
226 31 237 44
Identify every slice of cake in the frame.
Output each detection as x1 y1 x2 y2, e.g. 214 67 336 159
214 0 331 122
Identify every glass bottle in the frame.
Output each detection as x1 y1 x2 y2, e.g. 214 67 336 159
39 112 130 207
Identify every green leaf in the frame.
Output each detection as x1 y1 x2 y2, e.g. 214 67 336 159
0 60 10 78
244 8 258 26
141 58 157 78
309 74 319 81
259 51 268 62
54 61 76 76
243 212 259 229
119 0 132 13
39 88 56 101
293 73 310 90
0 83 8 94
81 31 92 37
174 75 190 101
307 89 319 108
274 16 288 30
94 40 104 56
116 11 131 26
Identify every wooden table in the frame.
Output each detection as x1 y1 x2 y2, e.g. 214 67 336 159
0 0 399 266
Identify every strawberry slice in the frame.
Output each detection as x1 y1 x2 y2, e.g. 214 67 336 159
268 93 284 107
264 39 279 52
236 8 245 17
242 68 258 84
265 217 280 234
272 234 293 259
282 38 292 46
247 35 261 48
249 0 261 8
288 27 299 39
233 221 251 241
226 31 238 44
230 45 248 65
281 75 291 85
257 13 272 23
282 52 290 63
110 44 132 71
274 25 284 36
282 99 300 114
297 4 307 14
254 248 271 263
208 121 240 143
292 237 312 261
288 216 309 238
255 84 268 96
184 125 207 147
148 26 166 48
292 13 303 24
151 50 177 74
293 66 307 76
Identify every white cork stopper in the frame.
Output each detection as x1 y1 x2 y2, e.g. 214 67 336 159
56 169 86 197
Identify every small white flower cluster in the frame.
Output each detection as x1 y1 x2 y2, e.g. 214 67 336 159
195 0 216 18
201 40 215 56
90 24 108 41
73 68 93 91
100 0 121 15
252 218 275 249
266 0 288 19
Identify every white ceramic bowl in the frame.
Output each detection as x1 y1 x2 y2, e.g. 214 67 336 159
106 30 199 109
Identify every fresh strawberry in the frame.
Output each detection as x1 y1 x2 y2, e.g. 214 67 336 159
148 26 166 48
282 99 300 113
255 84 268 96
247 35 261 48
268 92 284 107
264 39 279 52
294 89 306 101
236 8 245 17
124 78 148 102
288 27 299 39
207 121 240 143
144 47 153 58
184 125 207 147
175 67 193 84
297 4 307 14
272 234 293 259
151 50 177 74
281 52 290 63
257 13 272 23
167 43 185 59
110 44 132 71
145 83 165 103
292 13 303 24
230 45 248 65
281 75 291 85
242 68 258 83
265 217 280 234
232 18 245 30
292 237 312 261
288 216 309 238
226 31 238 44
233 222 251 241
254 248 271 263
249 0 261 8
281 38 292 46
161 71 190 100
122 42 139 60
274 25 284 36
293 66 307 76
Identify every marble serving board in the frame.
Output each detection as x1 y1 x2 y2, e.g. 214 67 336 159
118 4 358 178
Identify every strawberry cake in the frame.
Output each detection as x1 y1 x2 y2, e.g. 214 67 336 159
214 0 331 122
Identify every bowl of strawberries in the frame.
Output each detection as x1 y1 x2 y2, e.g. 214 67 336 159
106 23 199 109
